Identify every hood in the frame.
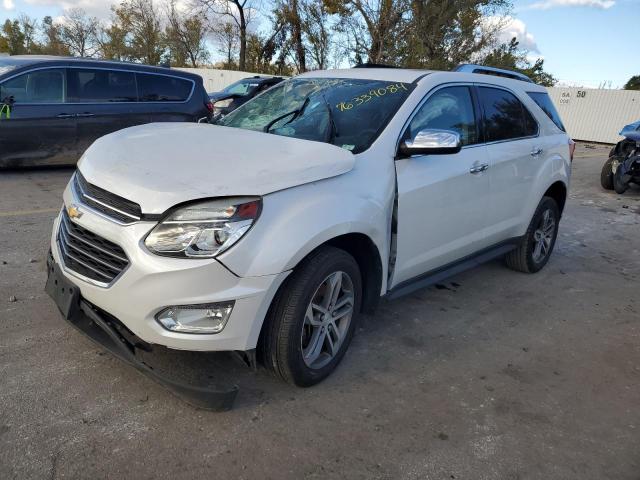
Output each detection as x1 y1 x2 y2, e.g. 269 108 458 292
78 123 355 214
208 92 239 102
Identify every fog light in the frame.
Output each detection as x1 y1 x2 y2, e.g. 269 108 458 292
155 302 234 334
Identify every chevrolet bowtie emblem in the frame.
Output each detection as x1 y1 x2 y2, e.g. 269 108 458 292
67 204 83 219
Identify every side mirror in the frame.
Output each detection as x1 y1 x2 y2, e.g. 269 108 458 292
398 129 462 157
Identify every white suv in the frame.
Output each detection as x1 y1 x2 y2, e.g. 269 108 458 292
46 67 572 404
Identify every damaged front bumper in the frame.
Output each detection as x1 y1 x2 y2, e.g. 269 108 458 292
45 253 239 411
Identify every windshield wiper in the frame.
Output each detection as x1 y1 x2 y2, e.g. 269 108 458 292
320 92 338 143
263 97 310 133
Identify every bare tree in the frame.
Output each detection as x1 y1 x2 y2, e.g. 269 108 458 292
302 0 331 70
165 0 210 67
197 0 255 70
212 20 239 68
60 8 100 57
18 15 39 53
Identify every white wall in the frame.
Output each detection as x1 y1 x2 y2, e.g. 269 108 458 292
176 67 274 93
180 68 639 145
547 87 640 144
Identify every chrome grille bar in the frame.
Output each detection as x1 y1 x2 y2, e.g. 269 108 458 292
59 225 122 273
57 209 129 285
60 214 128 263
58 237 113 280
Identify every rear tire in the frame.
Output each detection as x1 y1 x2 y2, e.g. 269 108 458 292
505 196 560 274
261 246 362 387
601 156 616 190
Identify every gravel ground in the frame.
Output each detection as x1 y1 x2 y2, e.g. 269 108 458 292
1 143 639 480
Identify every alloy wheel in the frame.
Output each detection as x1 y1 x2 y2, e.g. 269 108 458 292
301 271 355 369
532 208 556 263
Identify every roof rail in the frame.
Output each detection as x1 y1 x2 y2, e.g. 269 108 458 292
353 62 399 69
455 64 534 83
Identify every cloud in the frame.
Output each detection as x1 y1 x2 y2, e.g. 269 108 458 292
24 0 117 19
3 0 15 10
527 0 615 10
486 16 540 53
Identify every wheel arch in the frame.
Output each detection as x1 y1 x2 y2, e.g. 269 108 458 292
255 233 384 364
280 232 384 314
544 181 568 215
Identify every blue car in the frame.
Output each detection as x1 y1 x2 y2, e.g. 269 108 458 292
602 119 640 193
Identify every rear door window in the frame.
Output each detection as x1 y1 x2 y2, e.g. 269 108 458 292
137 74 192 102
0 69 64 103
527 91 566 132
67 69 137 103
479 87 538 142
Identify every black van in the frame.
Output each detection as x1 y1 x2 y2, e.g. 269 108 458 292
0 56 212 168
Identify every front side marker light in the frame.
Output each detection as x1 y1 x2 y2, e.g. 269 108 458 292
156 301 235 334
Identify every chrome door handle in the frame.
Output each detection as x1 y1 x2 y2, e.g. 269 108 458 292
56 113 75 119
75 113 95 118
470 163 489 174
531 147 543 157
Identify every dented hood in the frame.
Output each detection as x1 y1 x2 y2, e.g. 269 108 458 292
78 123 355 214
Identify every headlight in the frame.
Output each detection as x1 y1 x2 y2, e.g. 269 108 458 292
214 98 233 109
145 197 261 258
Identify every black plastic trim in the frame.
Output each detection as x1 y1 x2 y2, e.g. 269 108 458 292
45 253 239 411
386 238 521 300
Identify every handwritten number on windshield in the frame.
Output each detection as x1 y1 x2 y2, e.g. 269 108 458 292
336 83 408 112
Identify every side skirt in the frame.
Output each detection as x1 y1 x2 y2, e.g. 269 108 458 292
385 238 521 301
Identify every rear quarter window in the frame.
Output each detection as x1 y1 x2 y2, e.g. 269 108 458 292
527 91 566 132
137 74 193 102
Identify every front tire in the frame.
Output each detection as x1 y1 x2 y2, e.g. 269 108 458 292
261 246 362 387
613 163 629 194
505 196 560 273
601 156 617 190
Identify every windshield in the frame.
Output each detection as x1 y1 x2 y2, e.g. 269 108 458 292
0 62 18 77
216 77 414 153
223 78 262 96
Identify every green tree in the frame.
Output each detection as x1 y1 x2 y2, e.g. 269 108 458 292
1 19 27 55
482 37 556 86
324 0 409 65
41 16 71 56
624 75 640 90
98 19 130 61
112 0 166 65
403 0 510 70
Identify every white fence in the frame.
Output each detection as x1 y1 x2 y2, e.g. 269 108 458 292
547 87 640 144
181 68 640 145
177 67 274 93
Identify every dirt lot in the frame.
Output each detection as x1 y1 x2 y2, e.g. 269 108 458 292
1 143 639 480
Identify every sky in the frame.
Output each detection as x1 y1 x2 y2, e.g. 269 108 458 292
1 0 639 88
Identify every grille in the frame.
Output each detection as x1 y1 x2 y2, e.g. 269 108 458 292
73 171 142 224
57 209 129 284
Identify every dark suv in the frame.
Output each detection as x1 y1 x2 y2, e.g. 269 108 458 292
0 56 212 168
